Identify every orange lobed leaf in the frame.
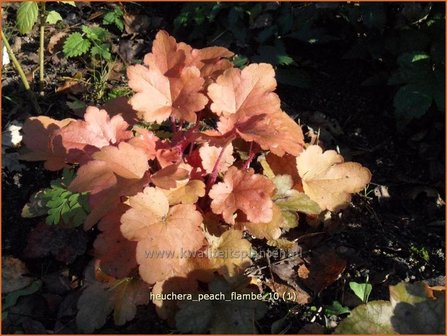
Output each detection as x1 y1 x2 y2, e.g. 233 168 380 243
20 116 73 171
92 142 149 179
120 187 205 284
76 176 148 230
144 30 186 77
296 145 372 211
182 44 234 80
150 163 190 189
220 110 305 157
128 64 208 123
162 180 206 205
54 107 131 163
144 30 233 80
127 128 158 161
94 204 137 278
199 143 235 174
206 63 305 156
208 63 280 118
243 203 283 241
209 166 275 225
69 142 149 193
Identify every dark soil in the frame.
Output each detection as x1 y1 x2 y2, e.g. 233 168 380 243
2 2 445 334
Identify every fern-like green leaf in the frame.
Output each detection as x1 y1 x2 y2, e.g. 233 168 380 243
16 2 39 34
63 32 91 58
42 170 90 227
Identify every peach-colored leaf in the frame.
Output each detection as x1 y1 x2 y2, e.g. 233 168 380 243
69 161 117 194
232 110 305 157
21 116 73 170
121 187 204 283
83 177 147 230
127 65 172 123
120 187 169 241
144 30 186 77
128 128 158 161
150 163 190 189
128 64 208 124
208 63 280 118
94 204 137 278
199 143 235 174
243 203 283 241
92 142 149 179
184 45 234 80
296 145 372 211
55 107 131 161
207 229 252 280
209 166 275 225
162 180 205 205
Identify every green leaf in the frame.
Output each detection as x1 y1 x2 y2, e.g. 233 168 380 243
63 32 91 58
60 1 76 6
336 282 445 334
325 301 350 316
91 43 112 61
103 7 124 31
276 191 322 216
2 280 42 311
46 10 63 24
62 168 76 185
232 55 248 68
393 83 433 119
16 2 39 34
349 281 372 303
82 25 109 42
335 301 395 334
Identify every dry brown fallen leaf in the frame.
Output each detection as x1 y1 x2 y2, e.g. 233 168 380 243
2 256 33 294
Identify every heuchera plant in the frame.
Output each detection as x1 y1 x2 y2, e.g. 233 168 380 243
21 31 372 332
